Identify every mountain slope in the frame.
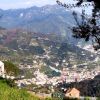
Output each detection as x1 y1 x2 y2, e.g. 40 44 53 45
0 5 78 44
0 77 44 100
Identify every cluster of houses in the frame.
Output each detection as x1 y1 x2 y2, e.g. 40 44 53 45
0 60 99 99
14 67 100 92
60 67 100 82
0 61 81 99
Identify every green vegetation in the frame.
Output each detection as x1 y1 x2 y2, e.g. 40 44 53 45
45 98 54 100
57 75 100 97
0 78 42 100
3 61 20 76
97 97 100 100
52 92 65 100
29 46 45 55
84 97 90 100
40 66 61 78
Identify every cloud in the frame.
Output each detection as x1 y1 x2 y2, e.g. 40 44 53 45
0 0 57 9
23 0 56 6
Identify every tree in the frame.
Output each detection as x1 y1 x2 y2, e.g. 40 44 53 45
56 0 100 50
3 61 20 76
76 0 100 9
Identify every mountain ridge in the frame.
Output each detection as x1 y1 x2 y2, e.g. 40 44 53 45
0 4 78 44
0 4 95 51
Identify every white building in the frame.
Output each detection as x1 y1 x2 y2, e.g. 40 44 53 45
34 69 48 85
0 61 4 77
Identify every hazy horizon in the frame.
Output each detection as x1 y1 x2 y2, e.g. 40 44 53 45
0 0 93 15
0 0 59 10
0 0 87 10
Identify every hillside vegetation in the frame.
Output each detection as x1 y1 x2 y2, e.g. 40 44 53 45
3 61 20 76
0 78 43 100
0 77 80 100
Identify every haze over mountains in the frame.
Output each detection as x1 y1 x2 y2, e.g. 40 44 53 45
0 4 95 51
0 5 80 43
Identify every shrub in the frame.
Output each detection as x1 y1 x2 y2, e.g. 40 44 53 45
0 79 42 100
3 61 20 76
84 97 90 100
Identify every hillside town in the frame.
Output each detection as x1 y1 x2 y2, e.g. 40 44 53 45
0 60 100 87
0 29 100 99
0 60 100 99
14 66 100 86
0 0 100 99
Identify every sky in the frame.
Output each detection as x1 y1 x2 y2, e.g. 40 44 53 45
0 0 86 9
0 0 92 14
0 0 58 9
